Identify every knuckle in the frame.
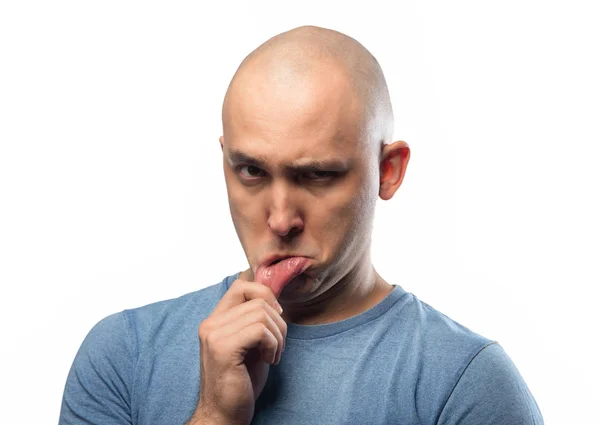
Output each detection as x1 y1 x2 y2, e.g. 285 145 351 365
258 297 270 309
251 304 277 328
253 322 269 338
250 297 269 310
259 286 276 301
198 320 211 337
230 279 243 290
204 330 219 348
258 309 272 325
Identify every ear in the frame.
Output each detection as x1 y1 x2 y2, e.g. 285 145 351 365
219 136 224 151
379 140 410 200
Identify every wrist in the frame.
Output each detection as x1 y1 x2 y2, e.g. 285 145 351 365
187 404 232 425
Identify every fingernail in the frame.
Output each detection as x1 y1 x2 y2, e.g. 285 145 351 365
276 302 283 315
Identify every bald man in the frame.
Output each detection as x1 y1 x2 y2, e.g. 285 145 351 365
59 26 544 425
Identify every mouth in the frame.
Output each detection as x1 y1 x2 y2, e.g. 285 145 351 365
255 255 312 297
262 255 294 268
270 257 290 266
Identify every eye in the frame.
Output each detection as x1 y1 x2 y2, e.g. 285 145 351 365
304 170 338 180
238 165 266 179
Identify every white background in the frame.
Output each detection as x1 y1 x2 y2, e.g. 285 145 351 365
1 1 598 423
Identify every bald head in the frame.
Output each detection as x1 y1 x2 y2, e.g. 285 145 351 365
222 26 394 151
220 27 410 297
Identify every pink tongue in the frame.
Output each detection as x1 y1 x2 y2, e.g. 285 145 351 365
255 257 309 298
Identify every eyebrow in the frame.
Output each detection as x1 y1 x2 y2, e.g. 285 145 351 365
227 149 352 173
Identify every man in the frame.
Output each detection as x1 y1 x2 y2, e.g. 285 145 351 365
59 26 544 424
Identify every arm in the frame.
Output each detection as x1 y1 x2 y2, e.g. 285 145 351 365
58 312 135 425
437 342 544 425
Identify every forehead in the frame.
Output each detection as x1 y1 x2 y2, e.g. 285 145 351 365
223 64 368 164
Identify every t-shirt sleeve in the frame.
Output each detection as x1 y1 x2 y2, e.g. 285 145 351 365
437 342 544 425
59 312 135 425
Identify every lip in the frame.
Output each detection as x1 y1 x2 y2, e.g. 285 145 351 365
259 254 314 272
260 254 298 268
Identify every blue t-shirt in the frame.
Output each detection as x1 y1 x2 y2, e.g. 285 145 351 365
59 273 544 424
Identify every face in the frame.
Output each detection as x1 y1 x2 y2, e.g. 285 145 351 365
221 64 381 302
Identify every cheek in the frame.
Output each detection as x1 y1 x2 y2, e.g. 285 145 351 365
317 177 376 253
226 181 262 243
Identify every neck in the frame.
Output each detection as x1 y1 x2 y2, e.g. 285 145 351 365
238 249 394 325
279 256 393 325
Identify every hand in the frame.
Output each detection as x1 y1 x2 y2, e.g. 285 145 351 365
189 279 287 425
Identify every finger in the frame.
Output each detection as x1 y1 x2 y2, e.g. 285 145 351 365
208 297 287 346
222 322 280 365
204 303 284 364
212 279 281 316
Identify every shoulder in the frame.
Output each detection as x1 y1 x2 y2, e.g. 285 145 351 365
437 342 544 424
60 275 235 423
77 274 233 365
60 310 135 423
391 292 543 423
73 309 134 373
121 275 233 352
398 292 494 364
126 277 229 330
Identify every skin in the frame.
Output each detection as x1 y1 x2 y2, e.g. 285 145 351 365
221 26 410 325
189 26 410 425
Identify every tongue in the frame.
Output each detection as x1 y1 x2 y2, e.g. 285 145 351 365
255 257 309 298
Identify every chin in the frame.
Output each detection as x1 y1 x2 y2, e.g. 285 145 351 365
279 273 309 294
279 273 329 303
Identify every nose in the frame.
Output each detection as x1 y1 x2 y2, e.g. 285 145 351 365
267 182 304 237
